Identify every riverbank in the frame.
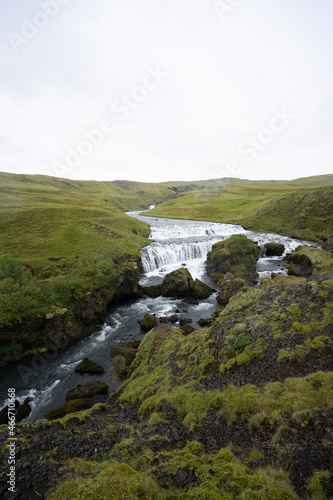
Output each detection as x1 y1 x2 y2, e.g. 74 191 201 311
0 245 332 499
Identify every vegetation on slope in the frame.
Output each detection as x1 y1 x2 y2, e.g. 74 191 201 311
0 171 178 364
146 176 333 241
2 247 332 499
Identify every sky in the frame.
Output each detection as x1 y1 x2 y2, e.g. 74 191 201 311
0 0 332 183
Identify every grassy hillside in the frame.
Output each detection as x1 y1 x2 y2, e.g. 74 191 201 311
0 172 177 364
146 176 333 241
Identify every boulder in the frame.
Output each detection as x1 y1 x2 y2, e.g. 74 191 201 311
45 398 91 421
16 402 32 422
142 284 162 298
206 235 260 283
161 268 213 298
138 313 158 331
191 279 213 298
110 340 141 366
161 268 193 297
216 272 246 307
197 318 214 327
66 381 108 402
286 250 313 278
180 325 196 336
75 358 104 374
264 242 285 256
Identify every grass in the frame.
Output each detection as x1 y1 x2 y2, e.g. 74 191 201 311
144 176 333 241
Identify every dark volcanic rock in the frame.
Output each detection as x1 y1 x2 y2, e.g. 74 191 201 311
66 381 108 402
16 402 31 422
75 358 104 374
264 242 285 256
138 313 158 331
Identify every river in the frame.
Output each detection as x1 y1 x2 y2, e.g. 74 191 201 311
0 212 314 422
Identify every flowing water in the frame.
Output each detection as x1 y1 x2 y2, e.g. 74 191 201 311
0 212 315 422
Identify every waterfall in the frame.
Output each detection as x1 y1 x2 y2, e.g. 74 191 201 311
140 239 221 273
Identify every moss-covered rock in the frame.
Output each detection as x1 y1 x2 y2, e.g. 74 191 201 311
206 235 261 283
286 245 333 277
137 313 158 331
216 272 246 306
75 358 104 374
66 381 108 402
191 279 213 298
161 268 212 298
110 340 141 366
264 242 285 256
286 249 313 277
142 284 162 298
45 398 91 421
161 268 193 297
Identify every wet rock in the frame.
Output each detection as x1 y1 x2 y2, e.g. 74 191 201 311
161 268 193 297
45 398 91 421
75 358 104 374
179 317 192 326
191 279 213 298
110 340 141 366
142 284 162 298
16 402 31 422
138 313 158 331
206 235 260 283
264 242 285 256
66 381 108 402
0 400 20 425
161 268 212 298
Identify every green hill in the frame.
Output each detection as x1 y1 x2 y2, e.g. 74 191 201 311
146 175 333 241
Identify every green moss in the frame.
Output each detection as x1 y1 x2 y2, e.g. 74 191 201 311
286 305 302 318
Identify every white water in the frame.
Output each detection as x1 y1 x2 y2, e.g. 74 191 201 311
0 213 316 422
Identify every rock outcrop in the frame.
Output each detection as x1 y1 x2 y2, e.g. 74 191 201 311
161 268 213 298
264 242 285 256
206 235 261 283
75 358 104 374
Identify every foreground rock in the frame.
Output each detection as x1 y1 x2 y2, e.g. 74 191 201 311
75 358 104 373
264 242 285 256
286 250 313 277
45 398 91 421
138 313 158 331
215 272 247 307
66 381 108 402
161 268 213 298
206 234 260 283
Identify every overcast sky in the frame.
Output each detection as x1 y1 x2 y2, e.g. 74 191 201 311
0 0 332 183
